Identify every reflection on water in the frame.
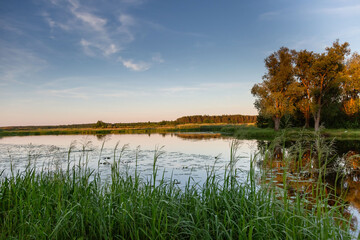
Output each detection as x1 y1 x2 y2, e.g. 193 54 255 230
0 133 257 189
257 139 360 236
176 133 224 140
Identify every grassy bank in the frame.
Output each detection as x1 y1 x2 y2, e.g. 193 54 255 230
0 144 353 239
221 125 360 140
0 123 359 140
0 124 250 137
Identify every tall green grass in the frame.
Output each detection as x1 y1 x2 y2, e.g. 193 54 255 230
0 141 354 239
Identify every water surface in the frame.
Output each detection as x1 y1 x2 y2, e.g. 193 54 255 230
0 133 257 187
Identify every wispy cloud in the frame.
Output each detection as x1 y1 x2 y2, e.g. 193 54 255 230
120 0 145 5
0 21 24 35
43 0 161 71
0 43 47 84
35 81 247 100
159 86 203 94
69 3 107 32
38 87 89 99
80 39 119 56
259 11 280 21
200 82 246 89
97 90 150 98
118 57 151 71
152 53 164 63
118 52 164 71
288 36 332 52
317 4 360 15
37 85 151 99
144 20 206 38
117 14 136 42
159 82 247 95
44 0 135 57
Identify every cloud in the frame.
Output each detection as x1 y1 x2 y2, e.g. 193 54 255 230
35 80 248 101
118 53 164 71
43 0 161 71
105 44 119 55
117 14 136 42
73 11 107 32
144 20 206 38
152 53 164 63
44 0 134 57
69 1 107 32
160 87 202 94
120 0 145 5
258 11 280 21
38 87 89 99
317 4 360 15
80 39 119 56
79 39 95 56
97 89 150 98
0 44 47 84
119 14 135 27
158 82 247 95
118 57 150 71
0 21 24 35
200 82 246 89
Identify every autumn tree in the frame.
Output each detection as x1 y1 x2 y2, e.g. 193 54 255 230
292 50 315 128
251 47 297 131
310 40 350 131
341 52 360 116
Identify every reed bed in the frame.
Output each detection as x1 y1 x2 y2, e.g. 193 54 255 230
0 141 354 239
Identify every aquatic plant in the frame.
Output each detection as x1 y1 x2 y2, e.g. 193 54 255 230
0 141 354 239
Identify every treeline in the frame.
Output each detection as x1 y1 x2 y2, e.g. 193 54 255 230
96 114 256 128
252 40 360 131
94 120 177 129
176 115 256 124
0 124 95 131
1 114 256 130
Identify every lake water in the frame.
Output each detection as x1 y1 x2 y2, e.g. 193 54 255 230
0 133 258 187
0 133 359 236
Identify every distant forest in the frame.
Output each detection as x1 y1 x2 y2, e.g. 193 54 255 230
175 115 256 124
0 114 257 131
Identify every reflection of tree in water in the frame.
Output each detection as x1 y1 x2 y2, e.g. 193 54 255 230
257 137 360 229
95 134 109 141
334 140 360 156
175 133 224 141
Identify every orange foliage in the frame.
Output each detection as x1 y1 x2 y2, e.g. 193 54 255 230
343 98 360 116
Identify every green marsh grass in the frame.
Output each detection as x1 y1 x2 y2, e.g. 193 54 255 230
1 123 360 141
0 140 355 239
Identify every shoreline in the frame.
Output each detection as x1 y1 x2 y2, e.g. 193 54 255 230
1 124 359 140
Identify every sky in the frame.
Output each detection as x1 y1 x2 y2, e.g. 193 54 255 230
1 0 360 126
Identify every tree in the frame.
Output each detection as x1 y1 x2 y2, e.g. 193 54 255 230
251 47 297 131
292 50 315 128
310 40 350 131
95 120 107 128
341 52 360 116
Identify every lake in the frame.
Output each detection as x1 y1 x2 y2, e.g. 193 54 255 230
0 133 258 187
0 133 359 236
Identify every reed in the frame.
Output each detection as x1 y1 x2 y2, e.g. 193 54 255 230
0 140 354 239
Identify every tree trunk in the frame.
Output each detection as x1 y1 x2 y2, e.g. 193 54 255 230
274 117 281 131
304 113 310 128
314 108 321 131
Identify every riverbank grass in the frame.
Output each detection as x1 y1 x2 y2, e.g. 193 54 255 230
0 143 353 239
1 124 359 140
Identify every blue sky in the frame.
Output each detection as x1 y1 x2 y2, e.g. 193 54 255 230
1 0 360 126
